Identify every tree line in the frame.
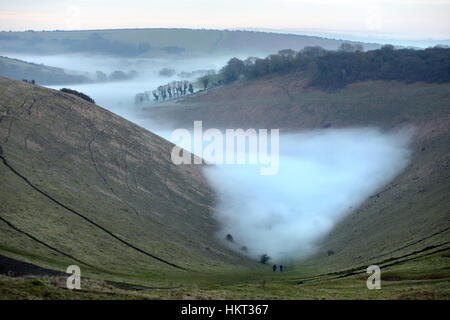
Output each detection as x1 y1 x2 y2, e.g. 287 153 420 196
216 43 450 90
135 80 194 104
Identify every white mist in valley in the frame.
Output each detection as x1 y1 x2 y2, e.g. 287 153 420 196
203 128 412 262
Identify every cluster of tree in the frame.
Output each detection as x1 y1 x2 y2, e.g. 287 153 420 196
197 72 225 90
95 70 138 82
159 68 216 79
216 44 450 90
135 80 194 104
60 88 95 104
307 44 450 89
177 69 215 79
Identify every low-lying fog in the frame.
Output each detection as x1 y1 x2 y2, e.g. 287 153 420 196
202 129 411 263
4 53 412 263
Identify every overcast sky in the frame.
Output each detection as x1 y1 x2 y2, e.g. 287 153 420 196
1 0 449 39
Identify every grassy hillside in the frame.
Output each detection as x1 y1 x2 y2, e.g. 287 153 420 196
0 29 380 57
144 74 450 277
0 77 261 287
0 56 90 85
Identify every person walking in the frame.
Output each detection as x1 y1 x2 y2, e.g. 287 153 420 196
272 264 277 272
279 265 283 272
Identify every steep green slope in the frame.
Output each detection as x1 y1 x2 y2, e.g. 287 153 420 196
0 77 257 287
144 74 450 275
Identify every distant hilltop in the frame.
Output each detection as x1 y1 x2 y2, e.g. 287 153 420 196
0 28 381 58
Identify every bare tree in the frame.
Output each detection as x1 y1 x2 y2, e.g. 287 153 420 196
202 77 209 90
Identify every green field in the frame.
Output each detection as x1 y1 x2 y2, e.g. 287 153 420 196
1 249 448 299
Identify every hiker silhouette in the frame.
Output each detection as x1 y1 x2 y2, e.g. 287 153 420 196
279 265 283 272
272 264 277 272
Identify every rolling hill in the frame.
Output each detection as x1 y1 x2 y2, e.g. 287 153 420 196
0 29 380 57
0 56 90 85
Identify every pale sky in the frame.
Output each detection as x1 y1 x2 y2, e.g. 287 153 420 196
1 0 449 39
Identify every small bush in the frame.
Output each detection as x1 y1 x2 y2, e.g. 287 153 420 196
260 254 270 264
60 88 95 104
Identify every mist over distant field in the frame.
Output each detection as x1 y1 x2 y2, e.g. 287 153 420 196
6 53 237 120
203 128 412 262
7 53 237 76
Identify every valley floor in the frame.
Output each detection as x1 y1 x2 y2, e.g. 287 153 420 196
1 248 449 300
